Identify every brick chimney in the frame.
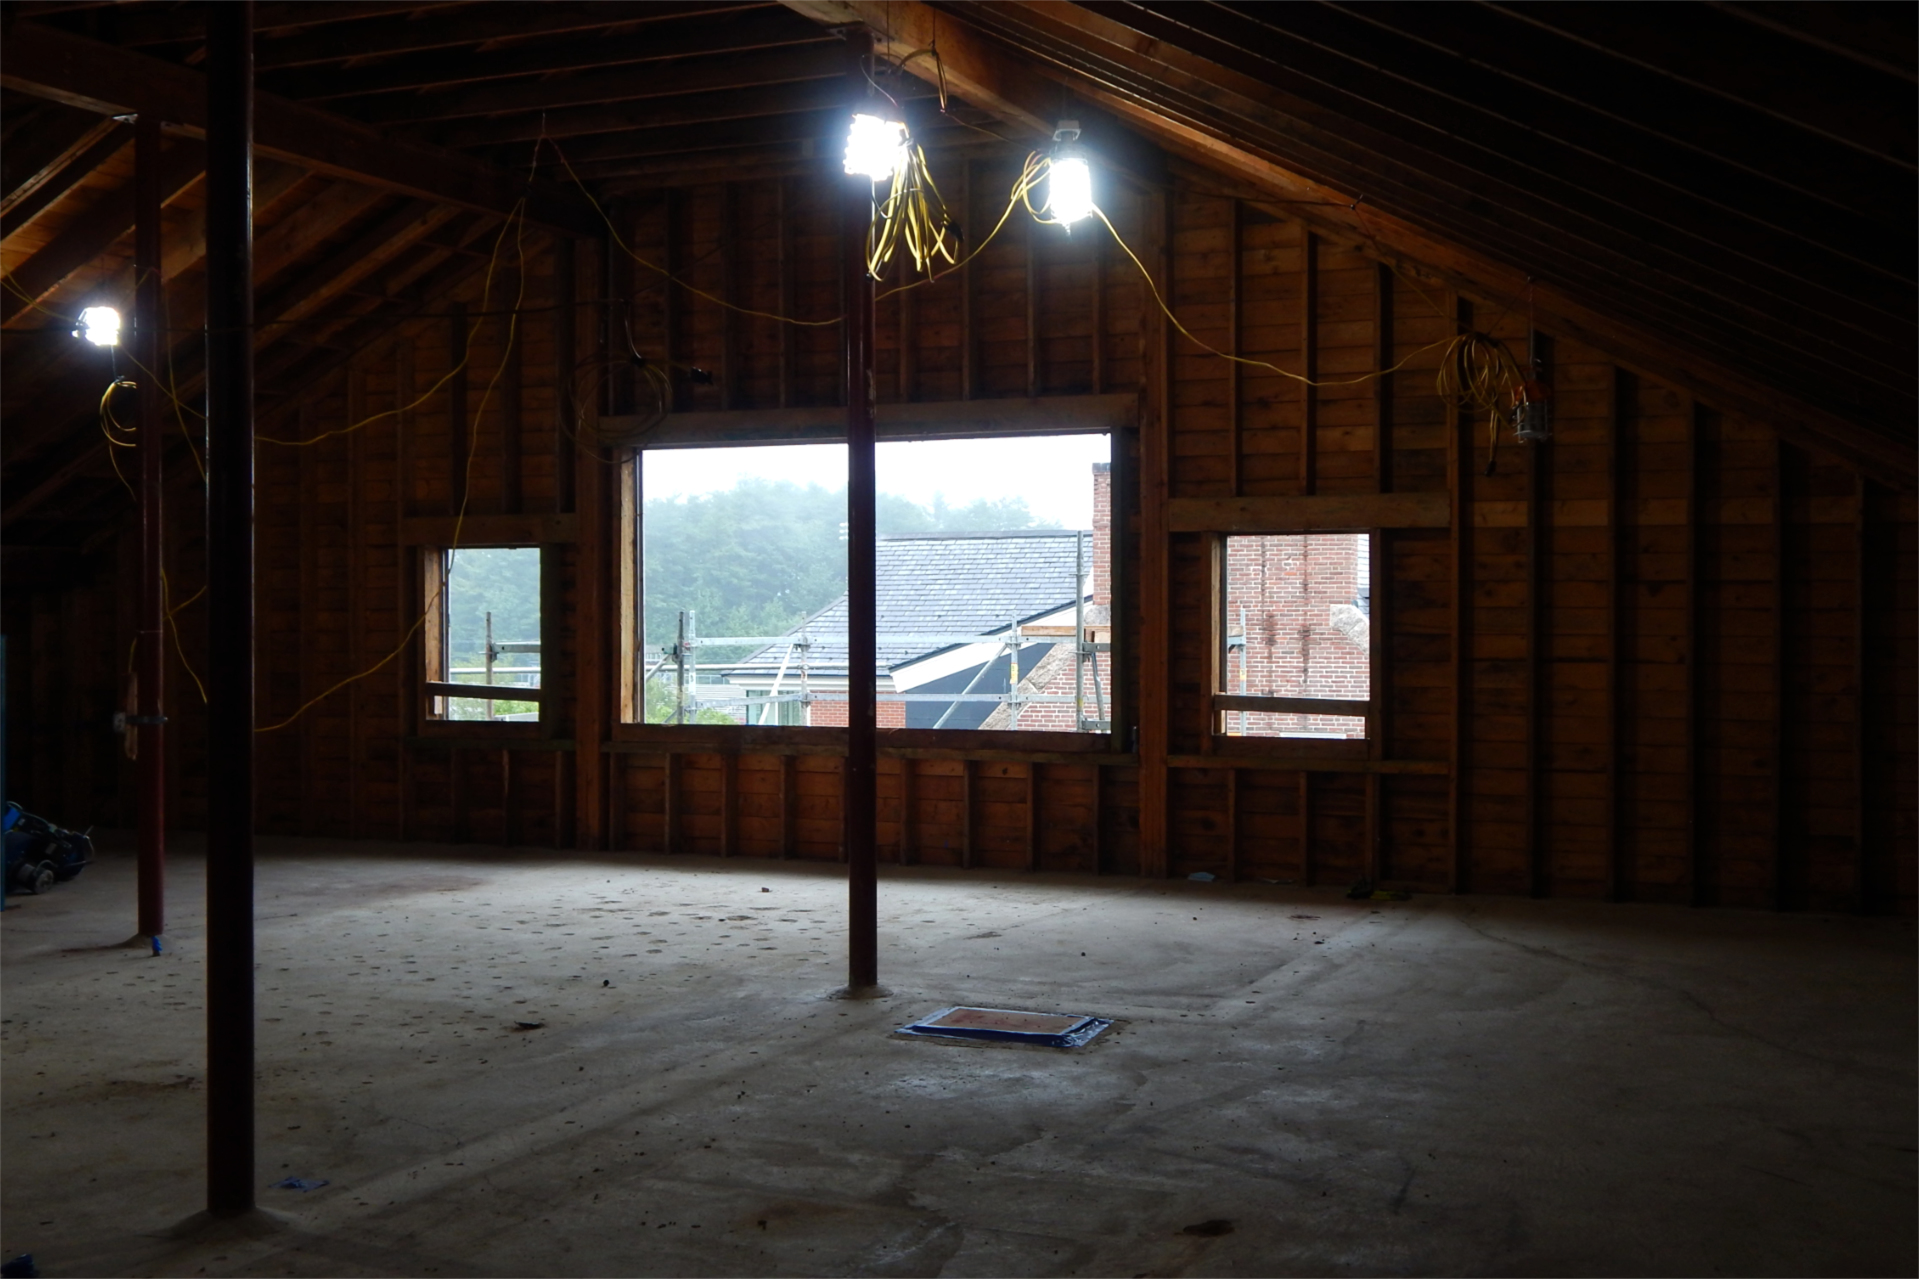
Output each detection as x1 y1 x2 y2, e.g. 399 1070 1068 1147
1091 462 1112 607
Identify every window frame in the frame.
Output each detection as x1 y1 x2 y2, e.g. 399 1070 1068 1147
613 397 1134 751
1208 528 1378 751
420 543 548 725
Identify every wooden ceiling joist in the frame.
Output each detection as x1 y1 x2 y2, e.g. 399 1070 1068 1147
1 21 600 238
248 1 762 72
262 8 827 105
0 136 202 324
1 101 120 210
0 117 127 239
362 43 843 129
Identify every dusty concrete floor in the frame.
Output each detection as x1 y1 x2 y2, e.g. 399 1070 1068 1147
2 835 1913 1278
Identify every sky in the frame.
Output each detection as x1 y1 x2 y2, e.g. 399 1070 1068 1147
643 434 1111 529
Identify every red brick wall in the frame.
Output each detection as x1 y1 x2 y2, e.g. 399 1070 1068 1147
805 696 906 728
1092 462 1112 608
1221 533 1368 738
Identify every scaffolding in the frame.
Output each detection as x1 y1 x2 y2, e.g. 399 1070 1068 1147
442 609 542 721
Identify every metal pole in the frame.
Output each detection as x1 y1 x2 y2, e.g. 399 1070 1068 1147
675 611 687 724
204 0 256 1217
483 611 494 721
844 27 880 993
1075 530 1085 732
135 112 166 941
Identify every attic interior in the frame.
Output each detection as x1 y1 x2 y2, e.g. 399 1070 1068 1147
1 2 1913 1275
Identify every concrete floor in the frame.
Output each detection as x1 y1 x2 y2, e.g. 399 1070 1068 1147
2 836 1913 1278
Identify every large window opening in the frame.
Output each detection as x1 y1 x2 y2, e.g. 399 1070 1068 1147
425 546 542 721
1216 533 1370 739
636 434 1112 732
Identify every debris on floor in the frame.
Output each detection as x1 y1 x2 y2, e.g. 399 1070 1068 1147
512 1021 546 1031
1188 871 1216 882
270 1177 329 1192
897 1006 1113 1049
1180 1219 1234 1236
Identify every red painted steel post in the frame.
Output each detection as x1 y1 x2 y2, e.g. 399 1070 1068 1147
134 113 166 940
204 0 257 1215
844 28 880 992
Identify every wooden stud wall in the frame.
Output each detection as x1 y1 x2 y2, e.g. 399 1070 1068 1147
6 153 1912 918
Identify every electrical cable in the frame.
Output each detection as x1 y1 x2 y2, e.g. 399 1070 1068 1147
547 138 842 329
1091 202 1455 390
254 196 532 733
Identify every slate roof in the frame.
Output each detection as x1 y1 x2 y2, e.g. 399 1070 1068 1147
740 530 1088 674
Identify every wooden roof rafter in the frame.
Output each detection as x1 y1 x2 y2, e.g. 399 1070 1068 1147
778 0 1914 481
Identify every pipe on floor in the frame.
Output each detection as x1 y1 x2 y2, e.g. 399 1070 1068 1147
843 28 879 992
204 0 256 1216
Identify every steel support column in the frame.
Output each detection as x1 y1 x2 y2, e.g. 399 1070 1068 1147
134 112 166 941
843 29 879 993
204 0 256 1216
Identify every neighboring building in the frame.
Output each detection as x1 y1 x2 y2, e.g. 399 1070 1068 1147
722 528 1096 729
1220 532 1371 739
714 463 1366 738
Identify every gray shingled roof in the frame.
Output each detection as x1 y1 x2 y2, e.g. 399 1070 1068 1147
742 529 1088 674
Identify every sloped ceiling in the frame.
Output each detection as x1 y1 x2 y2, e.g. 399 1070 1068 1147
3 0 1912 547
785 0 1915 478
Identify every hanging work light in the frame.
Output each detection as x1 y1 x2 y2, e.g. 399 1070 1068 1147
75 305 121 346
1047 121 1094 226
844 112 908 182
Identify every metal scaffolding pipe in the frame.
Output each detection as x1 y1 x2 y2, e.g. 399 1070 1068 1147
203 0 256 1216
134 112 166 941
843 27 879 993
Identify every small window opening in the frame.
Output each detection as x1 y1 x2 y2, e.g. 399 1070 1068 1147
1217 533 1370 740
425 546 541 721
635 434 1112 732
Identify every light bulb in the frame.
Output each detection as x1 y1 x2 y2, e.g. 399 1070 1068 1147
844 113 907 182
1048 155 1094 225
76 305 121 346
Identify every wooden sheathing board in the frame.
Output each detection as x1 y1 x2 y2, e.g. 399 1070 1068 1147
8 154 1912 917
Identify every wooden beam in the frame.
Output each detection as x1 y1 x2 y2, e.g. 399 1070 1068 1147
1215 694 1371 719
424 682 545 704
603 392 1138 448
961 158 978 401
1135 184 1174 878
1 120 126 238
663 753 681 853
780 753 798 858
961 758 976 869
1853 474 1872 912
271 11 825 102
251 2 735 69
447 302 468 516
1 102 117 211
1608 368 1631 902
782 0 1054 136
1685 401 1706 907
1447 296 1472 894
1299 229 1318 494
399 508 577 551
0 137 201 323
1526 335 1553 899
2 22 598 237
1769 438 1790 910
355 45 841 127
1025 763 1041 872
1167 491 1450 533
898 758 916 864
722 752 739 858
